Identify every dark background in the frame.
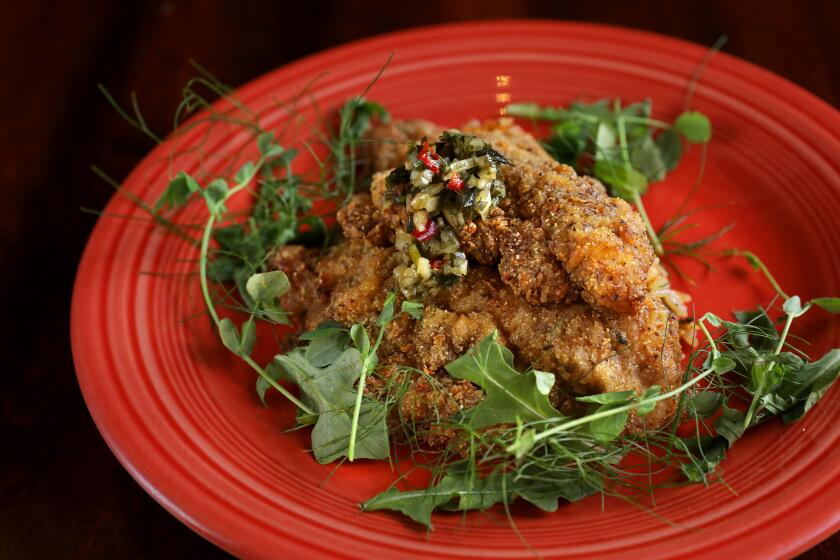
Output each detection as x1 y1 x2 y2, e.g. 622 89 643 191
2 1 838 558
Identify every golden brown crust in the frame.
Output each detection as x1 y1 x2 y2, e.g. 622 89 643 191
511 166 654 314
336 192 394 246
455 209 508 265
313 241 398 329
397 375 484 448
411 308 500 371
498 219 574 305
267 245 326 320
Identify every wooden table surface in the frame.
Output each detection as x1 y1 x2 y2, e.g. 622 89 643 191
2 1 837 558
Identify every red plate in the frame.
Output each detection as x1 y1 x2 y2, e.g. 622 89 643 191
72 21 840 559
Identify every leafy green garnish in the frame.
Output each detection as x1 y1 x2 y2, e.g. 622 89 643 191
400 300 424 320
361 464 598 529
256 358 288 406
154 171 201 212
445 332 559 428
245 270 291 323
363 286 840 527
275 347 389 463
302 324 352 368
333 90 391 201
777 350 840 423
674 111 712 143
812 297 840 314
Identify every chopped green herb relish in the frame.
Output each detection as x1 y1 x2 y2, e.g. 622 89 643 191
386 131 510 296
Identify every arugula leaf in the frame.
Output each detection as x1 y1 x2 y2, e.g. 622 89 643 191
577 390 634 442
731 308 778 351
689 391 724 418
305 330 351 368
445 332 560 428
777 349 840 423
544 120 587 165
275 347 389 464
630 135 667 182
516 475 600 513
362 462 600 528
361 472 469 529
679 435 728 483
714 405 746 446
739 351 810 426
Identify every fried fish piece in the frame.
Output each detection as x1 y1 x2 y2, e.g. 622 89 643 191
268 118 679 445
464 119 655 314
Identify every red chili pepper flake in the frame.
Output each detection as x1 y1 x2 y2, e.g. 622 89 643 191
447 175 464 191
417 140 440 173
430 259 444 270
411 219 438 242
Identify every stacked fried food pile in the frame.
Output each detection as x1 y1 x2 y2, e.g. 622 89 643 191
271 118 684 446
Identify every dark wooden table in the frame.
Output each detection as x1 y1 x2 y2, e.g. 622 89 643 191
2 1 837 558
